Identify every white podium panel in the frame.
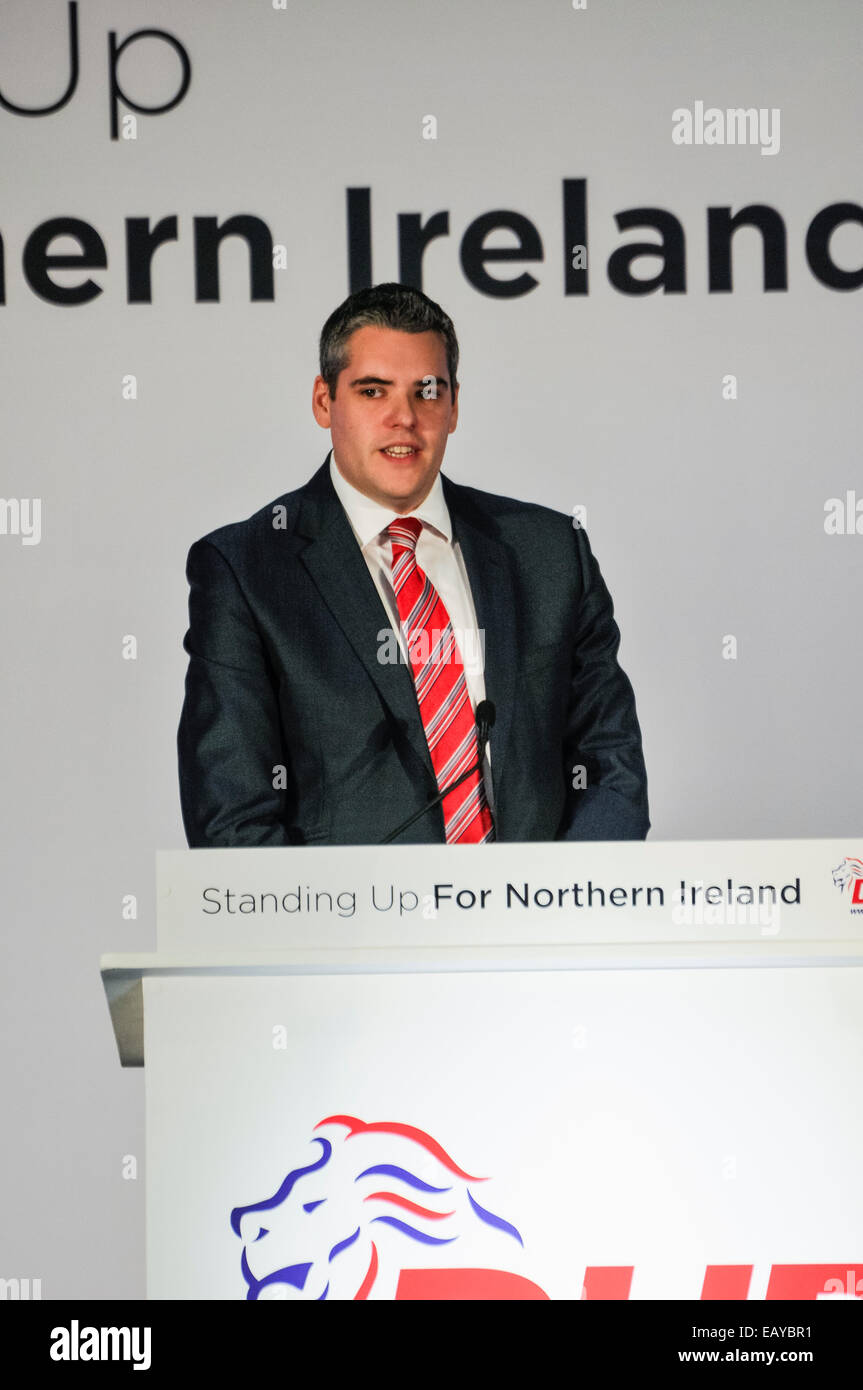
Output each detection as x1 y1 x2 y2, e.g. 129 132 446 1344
143 961 863 1301
100 841 863 1299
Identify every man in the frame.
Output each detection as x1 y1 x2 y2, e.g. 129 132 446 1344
178 282 649 846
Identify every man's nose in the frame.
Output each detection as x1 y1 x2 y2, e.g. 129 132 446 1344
384 390 419 427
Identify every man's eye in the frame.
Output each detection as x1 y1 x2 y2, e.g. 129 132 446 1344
361 388 381 397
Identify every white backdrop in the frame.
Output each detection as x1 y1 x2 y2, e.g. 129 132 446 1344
1 0 861 1297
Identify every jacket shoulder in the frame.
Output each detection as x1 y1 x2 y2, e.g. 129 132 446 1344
194 495 294 554
188 467 325 558
443 476 576 536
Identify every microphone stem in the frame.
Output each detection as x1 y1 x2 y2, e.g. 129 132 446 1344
379 732 490 845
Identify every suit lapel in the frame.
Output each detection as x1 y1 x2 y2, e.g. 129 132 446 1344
294 460 436 781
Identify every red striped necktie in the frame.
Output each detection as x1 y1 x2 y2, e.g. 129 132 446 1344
387 516 494 844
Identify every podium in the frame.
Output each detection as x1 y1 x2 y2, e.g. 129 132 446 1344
102 839 863 1300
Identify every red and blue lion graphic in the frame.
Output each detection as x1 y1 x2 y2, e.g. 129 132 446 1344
832 857 863 903
230 1114 548 1300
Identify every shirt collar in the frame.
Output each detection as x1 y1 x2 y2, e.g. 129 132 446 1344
329 449 452 548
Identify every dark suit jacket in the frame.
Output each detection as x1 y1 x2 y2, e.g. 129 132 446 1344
177 456 649 846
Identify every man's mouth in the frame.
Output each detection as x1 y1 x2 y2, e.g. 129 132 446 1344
381 445 419 458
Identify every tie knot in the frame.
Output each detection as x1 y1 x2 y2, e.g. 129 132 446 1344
387 516 422 552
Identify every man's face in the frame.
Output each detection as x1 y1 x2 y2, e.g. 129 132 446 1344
312 324 459 512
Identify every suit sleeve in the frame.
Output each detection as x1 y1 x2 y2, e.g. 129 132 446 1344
557 527 650 841
177 539 290 846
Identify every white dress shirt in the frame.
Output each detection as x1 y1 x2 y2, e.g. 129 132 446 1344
329 450 494 808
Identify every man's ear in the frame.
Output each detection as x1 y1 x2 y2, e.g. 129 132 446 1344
448 380 459 433
312 374 332 428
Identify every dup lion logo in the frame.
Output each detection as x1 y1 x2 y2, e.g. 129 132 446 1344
832 857 863 906
230 1114 548 1300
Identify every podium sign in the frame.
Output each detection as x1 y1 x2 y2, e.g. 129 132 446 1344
155 838 863 951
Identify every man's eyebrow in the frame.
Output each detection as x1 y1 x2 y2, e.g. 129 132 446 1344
349 375 449 392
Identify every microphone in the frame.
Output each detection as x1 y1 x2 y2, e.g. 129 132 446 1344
379 700 496 845
474 698 496 749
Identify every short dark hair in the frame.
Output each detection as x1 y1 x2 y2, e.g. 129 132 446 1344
319 282 459 399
